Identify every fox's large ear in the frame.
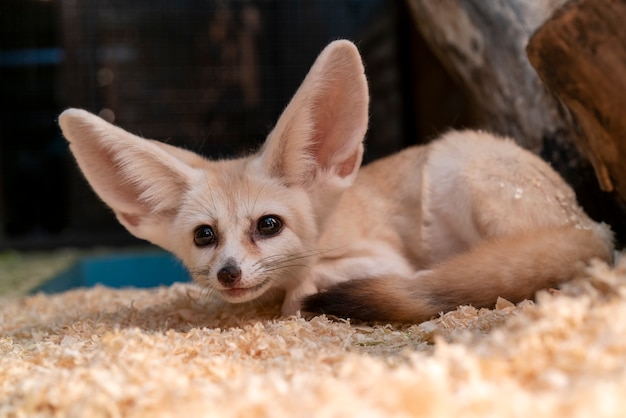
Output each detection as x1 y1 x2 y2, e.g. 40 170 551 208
59 109 197 248
258 40 369 188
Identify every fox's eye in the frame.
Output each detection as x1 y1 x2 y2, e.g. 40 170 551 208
257 215 283 237
194 225 216 246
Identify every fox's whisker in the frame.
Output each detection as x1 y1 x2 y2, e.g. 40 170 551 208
258 264 310 275
254 251 317 266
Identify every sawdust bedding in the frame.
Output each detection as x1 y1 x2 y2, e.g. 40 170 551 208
2 256 626 417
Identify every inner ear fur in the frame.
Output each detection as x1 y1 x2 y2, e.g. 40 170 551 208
259 40 369 187
59 108 196 241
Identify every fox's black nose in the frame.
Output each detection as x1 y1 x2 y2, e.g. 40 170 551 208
217 264 242 286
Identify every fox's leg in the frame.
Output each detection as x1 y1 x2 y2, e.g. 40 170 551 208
413 131 614 269
282 279 319 316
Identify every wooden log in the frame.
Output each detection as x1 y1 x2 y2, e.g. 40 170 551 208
527 0 626 203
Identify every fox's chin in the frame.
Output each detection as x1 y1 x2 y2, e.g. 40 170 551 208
218 278 272 303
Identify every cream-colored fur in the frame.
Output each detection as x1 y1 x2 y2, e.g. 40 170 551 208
59 40 613 322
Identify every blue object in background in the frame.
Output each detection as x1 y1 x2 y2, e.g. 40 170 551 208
0 48 65 68
33 251 191 293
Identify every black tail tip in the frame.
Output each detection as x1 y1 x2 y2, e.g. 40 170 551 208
301 281 388 322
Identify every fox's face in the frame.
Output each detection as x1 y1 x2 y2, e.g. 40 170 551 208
168 158 318 303
58 40 369 308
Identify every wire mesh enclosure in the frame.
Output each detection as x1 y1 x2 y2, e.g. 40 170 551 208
0 0 471 249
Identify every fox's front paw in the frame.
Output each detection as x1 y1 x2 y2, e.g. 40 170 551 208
280 298 301 317
281 282 318 317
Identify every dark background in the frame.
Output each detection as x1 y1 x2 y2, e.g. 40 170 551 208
0 0 477 250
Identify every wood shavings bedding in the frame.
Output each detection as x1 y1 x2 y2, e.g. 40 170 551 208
2 256 626 417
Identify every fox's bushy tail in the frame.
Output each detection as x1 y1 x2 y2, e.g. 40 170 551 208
302 226 613 323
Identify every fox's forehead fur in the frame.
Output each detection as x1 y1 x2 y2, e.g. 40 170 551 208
175 155 315 242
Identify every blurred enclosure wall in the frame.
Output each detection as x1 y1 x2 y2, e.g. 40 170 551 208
0 0 471 250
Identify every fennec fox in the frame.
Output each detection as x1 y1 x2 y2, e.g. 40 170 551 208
59 40 613 323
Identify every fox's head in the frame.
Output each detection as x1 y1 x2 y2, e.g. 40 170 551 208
58 40 369 304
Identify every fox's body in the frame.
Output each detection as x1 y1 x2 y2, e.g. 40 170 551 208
59 40 613 323
307 134 613 321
